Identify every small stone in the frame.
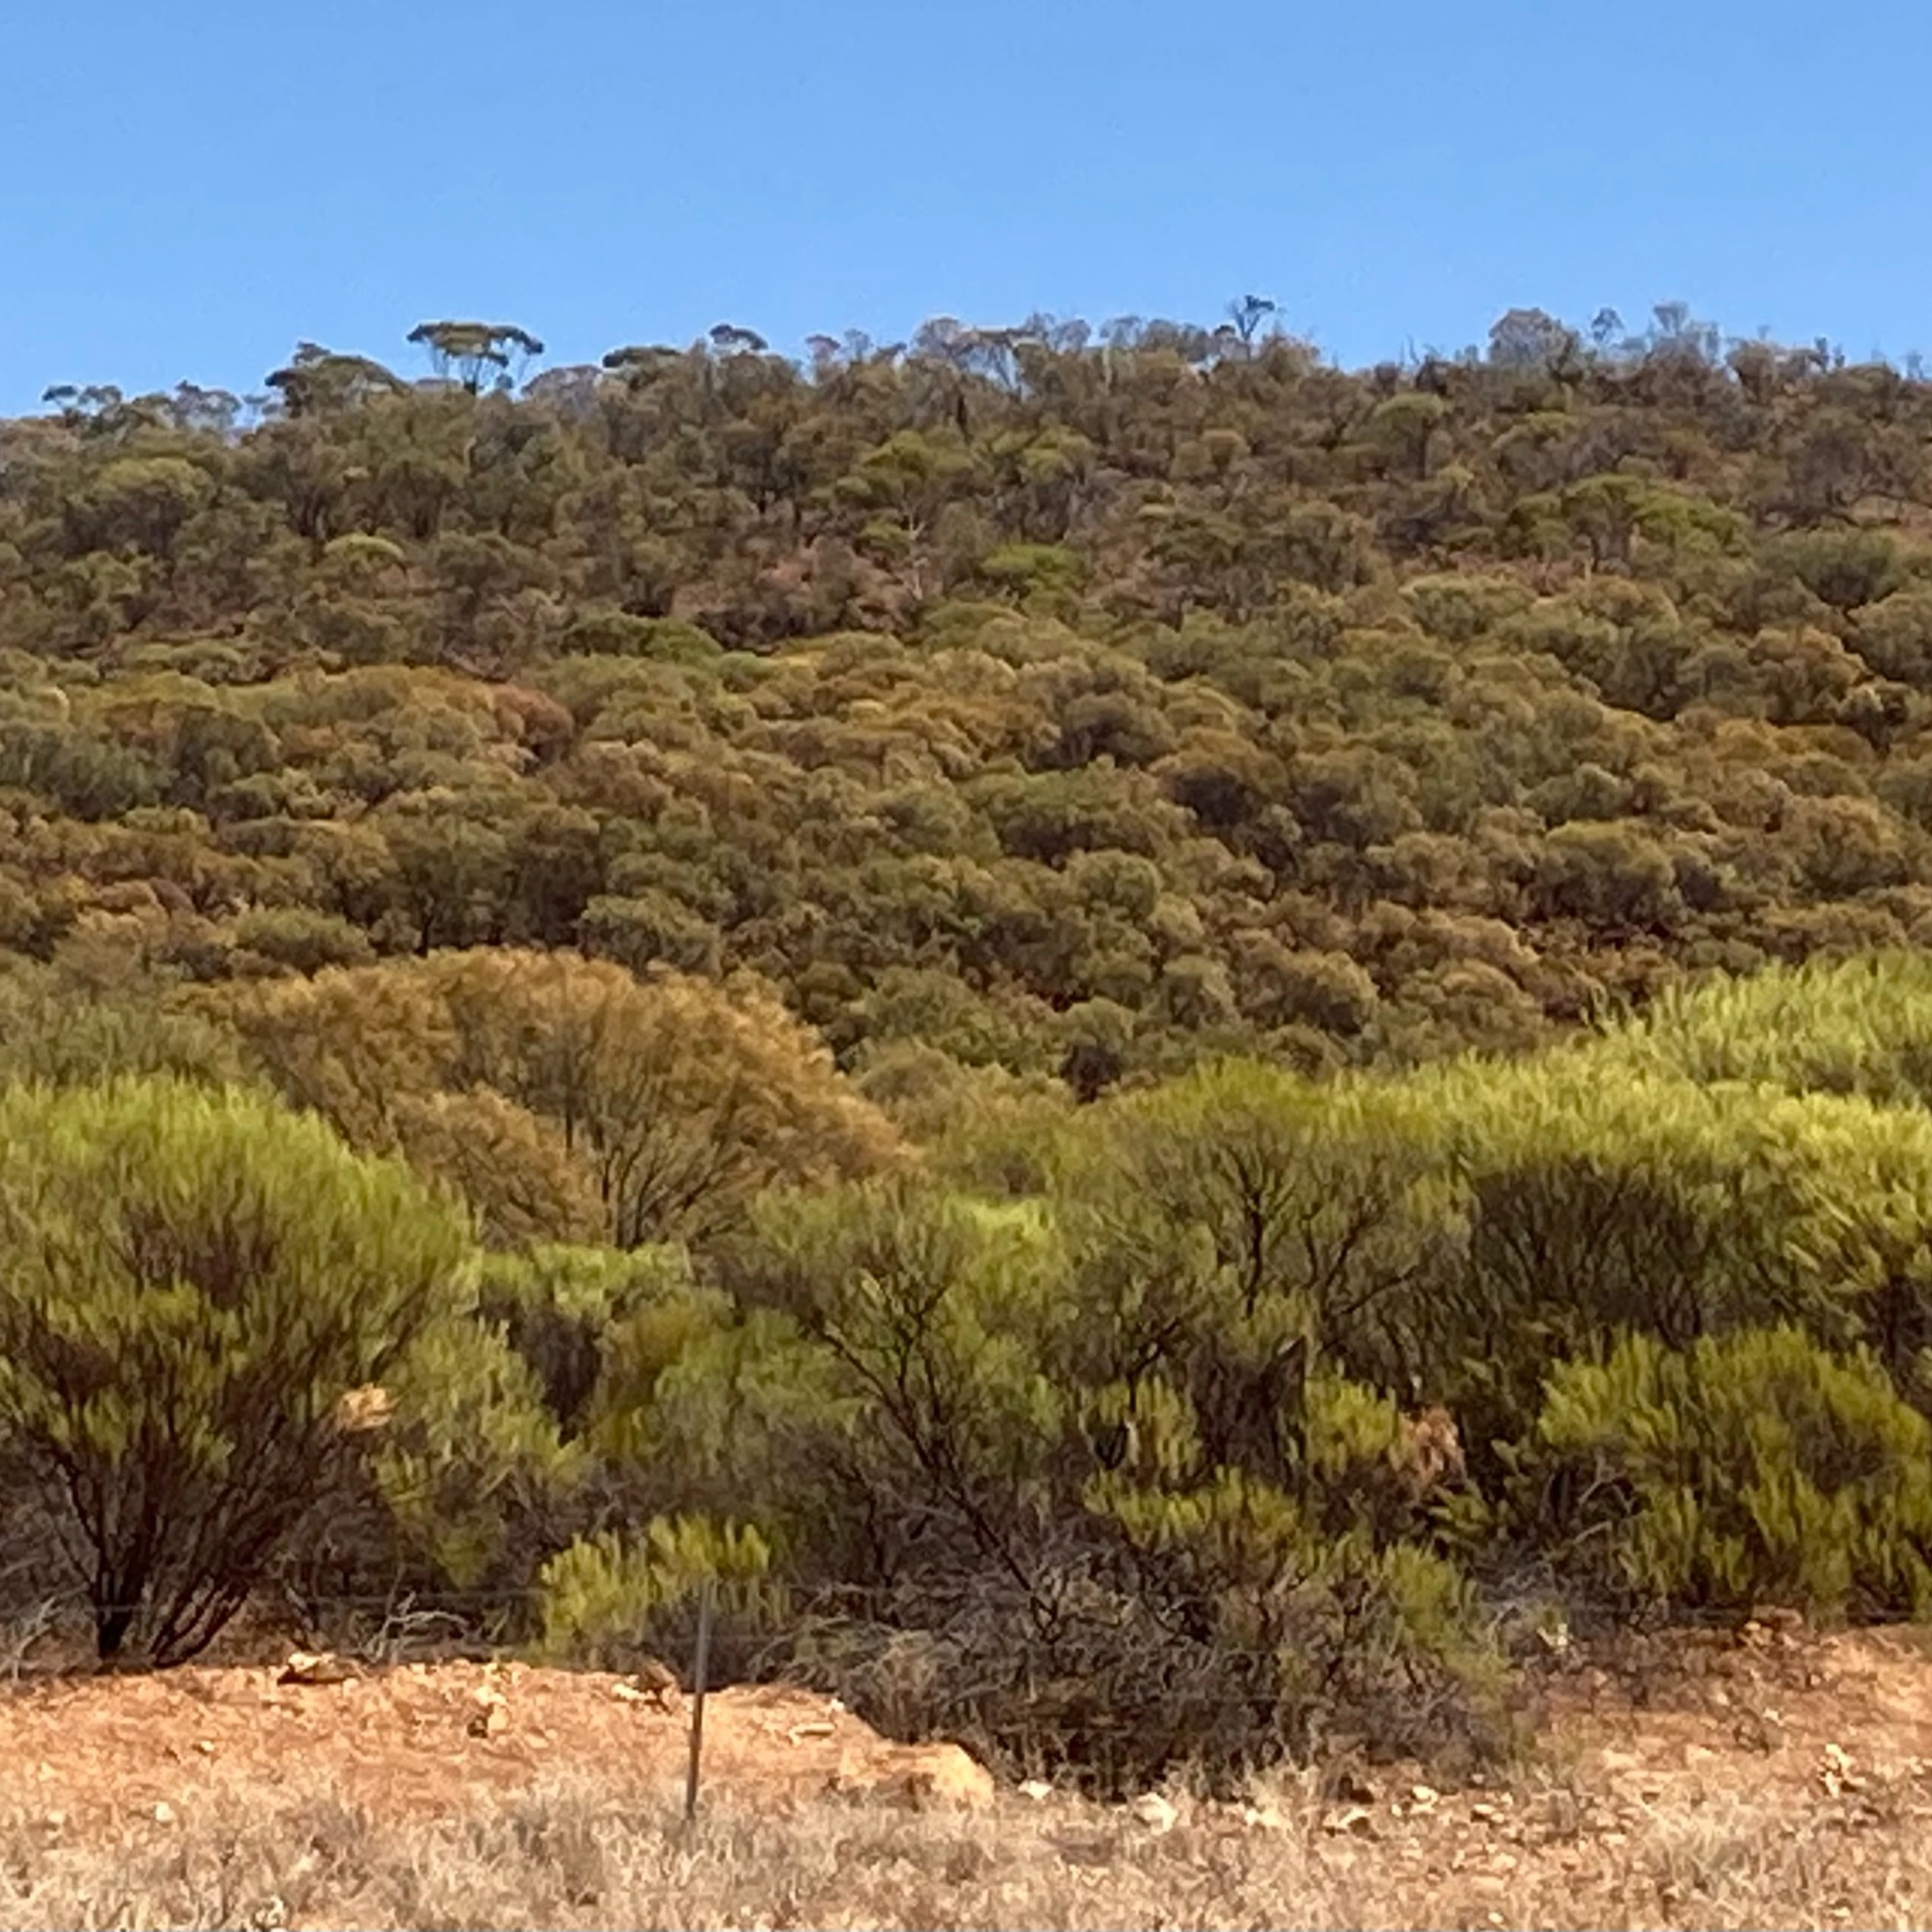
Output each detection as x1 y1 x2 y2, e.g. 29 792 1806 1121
1133 1793 1179 1833
1018 1779 1054 1803
279 1651 357 1686
152 1801 176 1825
467 1685 509 1737
1323 1804 1376 1837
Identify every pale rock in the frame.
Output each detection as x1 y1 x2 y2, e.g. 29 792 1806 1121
279 1651 358 1687
1132 1792 1180 1834
827 1742 995 1811
1322 1804 1376 1837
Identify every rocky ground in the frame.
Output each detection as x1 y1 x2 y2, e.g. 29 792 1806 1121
2 1620 1931 1927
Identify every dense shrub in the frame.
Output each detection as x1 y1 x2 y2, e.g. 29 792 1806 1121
0 1077 471 1663
17 954 1932 1787
25 307 1932 1770
1530 1325 1932 1619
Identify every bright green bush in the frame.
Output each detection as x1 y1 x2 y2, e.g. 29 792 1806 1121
1404 1055 1881 1470
477 1242 693 1436
0 1076 472 1663
738 1180 1072 1545
1599 952 1932 1105
369 1312 582 1590
536 1515 774 1666
1055 1060 1452 1477
1531 1325 1932 1618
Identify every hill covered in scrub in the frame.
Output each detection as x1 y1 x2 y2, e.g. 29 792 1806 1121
7 303 1932 1093
15 307 1932 1790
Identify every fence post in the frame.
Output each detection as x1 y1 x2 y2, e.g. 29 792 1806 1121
683 1575 717 1829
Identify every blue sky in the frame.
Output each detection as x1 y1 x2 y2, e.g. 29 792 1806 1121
2 0 1925 411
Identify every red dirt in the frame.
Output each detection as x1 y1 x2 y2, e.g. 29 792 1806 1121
8 1622 1932 1928
0 1658 991 1832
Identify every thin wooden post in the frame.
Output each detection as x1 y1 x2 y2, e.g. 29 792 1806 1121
683 1575 717 1828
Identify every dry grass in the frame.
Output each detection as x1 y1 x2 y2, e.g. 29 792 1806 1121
7 1624 1932 1927
0 1767 1926 1931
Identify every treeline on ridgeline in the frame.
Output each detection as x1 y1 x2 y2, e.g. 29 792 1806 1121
8 304 1932 1785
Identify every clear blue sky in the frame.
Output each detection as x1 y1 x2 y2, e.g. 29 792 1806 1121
2 0 1925 411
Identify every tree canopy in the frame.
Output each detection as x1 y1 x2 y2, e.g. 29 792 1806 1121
8 301 1932 1101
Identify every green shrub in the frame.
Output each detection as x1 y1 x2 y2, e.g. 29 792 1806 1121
1056 1061 1452 1473
1412 1057 1858 1472
1531 1325 1932 1618
737 1180 1071 1565
0 1077 472 1664
477 1243 693 1437
536 1516 774 1667
1598 951 1932 1105
368 1312 582 1591
228 906 375 974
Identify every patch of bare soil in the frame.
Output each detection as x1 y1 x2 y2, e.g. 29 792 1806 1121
2 1623 1932 1927
0 1657 991 1830
1266 1618 1932 1927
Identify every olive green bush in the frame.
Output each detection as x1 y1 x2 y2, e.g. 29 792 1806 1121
536 1516 775 1668
713 1170 1505 1789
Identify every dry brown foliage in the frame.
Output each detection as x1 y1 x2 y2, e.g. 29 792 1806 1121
1390 1403 1467 1502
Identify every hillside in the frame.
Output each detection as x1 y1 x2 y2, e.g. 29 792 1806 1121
6 306 1932 1094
